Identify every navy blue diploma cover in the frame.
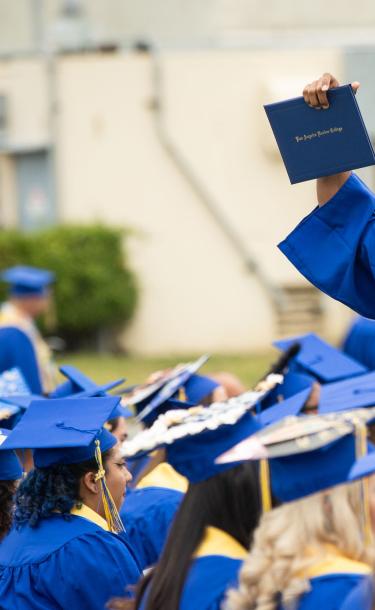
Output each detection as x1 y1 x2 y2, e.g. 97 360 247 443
264 85 375 184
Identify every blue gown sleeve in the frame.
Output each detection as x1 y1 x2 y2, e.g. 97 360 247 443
339 577 374 610
0 327 42 393
41 531 141 609
278 173 375 319
342 316 375 370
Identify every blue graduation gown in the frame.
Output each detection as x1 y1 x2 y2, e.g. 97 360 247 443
121 462 187 570
342 316 375 370
178 555 243 610
139 526 246 610
279 552 372 610
339 577 374 610
279 173 375 319
0 327 42 394
121 486 184 570
0 505 141 610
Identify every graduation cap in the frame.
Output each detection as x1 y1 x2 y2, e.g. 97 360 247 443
319 371 375 414
260 371 314 411
0 394 45 430
269 434 368 503
1 396 125 532
165 411 261 483
122 395 265 483
182 374 219 404
50 365 126 398
258 387 312 426
0 429 22 480
273 333 367 383
49 365 132 418
217 407 375 502
136 366 215 425
349 451 375 482
1 397 120 467
1 265 55 297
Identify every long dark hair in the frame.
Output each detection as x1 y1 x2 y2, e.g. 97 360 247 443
15 449 112 528
135 461 262 610
0 480 17 540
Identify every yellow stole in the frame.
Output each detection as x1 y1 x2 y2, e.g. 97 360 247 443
70 503 109 532
299 544 372 579
195 526 248 560
0 303 56 392
136 462 189 493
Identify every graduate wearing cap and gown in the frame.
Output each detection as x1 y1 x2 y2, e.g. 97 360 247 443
121 372 221 570
221 411 375 610
0 396 141 610
0 266 56 393
278 73 375 319
0 428 22 542
260 333 366 415
50 364 132 443
118 399 264 610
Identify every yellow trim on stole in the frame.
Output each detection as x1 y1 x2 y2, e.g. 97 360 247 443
136 462 189 493
299 545 372 579
70 503 109 532
194 526 248 560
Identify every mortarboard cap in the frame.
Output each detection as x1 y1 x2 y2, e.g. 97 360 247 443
50 365 126 398
319 371 375 414
261 371 314 410
123 396 263 483
349 450 375 482
269 434 363 502
49 365 132 418
0 429 22 480
181 374 219 404
0 394 45 430
273 333 367 383
217 408 375 502
166 411 260 483
259 387 312 426
135 355 209 424
137 397 195 427
1 397 119 468
1 265 55 297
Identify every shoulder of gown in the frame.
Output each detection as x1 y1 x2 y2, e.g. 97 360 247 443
121 485 184 569
0 514 141 610
278 172 375 319
291 573 371 610
179 555 243 610
339 576 374 610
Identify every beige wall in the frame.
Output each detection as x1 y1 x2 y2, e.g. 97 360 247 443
0 48 356 353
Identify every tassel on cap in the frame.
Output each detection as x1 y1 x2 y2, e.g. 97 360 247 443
260 458 272 513
94 440 124 534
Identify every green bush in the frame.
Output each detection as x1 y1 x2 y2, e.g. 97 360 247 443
0 225 138 347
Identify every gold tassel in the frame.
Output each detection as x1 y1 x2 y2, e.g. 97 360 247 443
94 440 125 534
260 458 272 513
354 424 373 547
178 387 187 402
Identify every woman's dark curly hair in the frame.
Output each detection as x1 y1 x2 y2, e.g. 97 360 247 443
0 480 17 540
15 449 112 528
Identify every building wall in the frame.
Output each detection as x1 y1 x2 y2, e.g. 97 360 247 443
2 1 375 53
0 48 356 353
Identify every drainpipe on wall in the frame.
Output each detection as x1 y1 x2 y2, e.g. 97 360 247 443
148 48 286 311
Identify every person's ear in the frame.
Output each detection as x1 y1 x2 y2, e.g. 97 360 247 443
82 471 100 495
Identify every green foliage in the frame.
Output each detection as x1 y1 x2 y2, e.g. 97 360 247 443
0 225 138 346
